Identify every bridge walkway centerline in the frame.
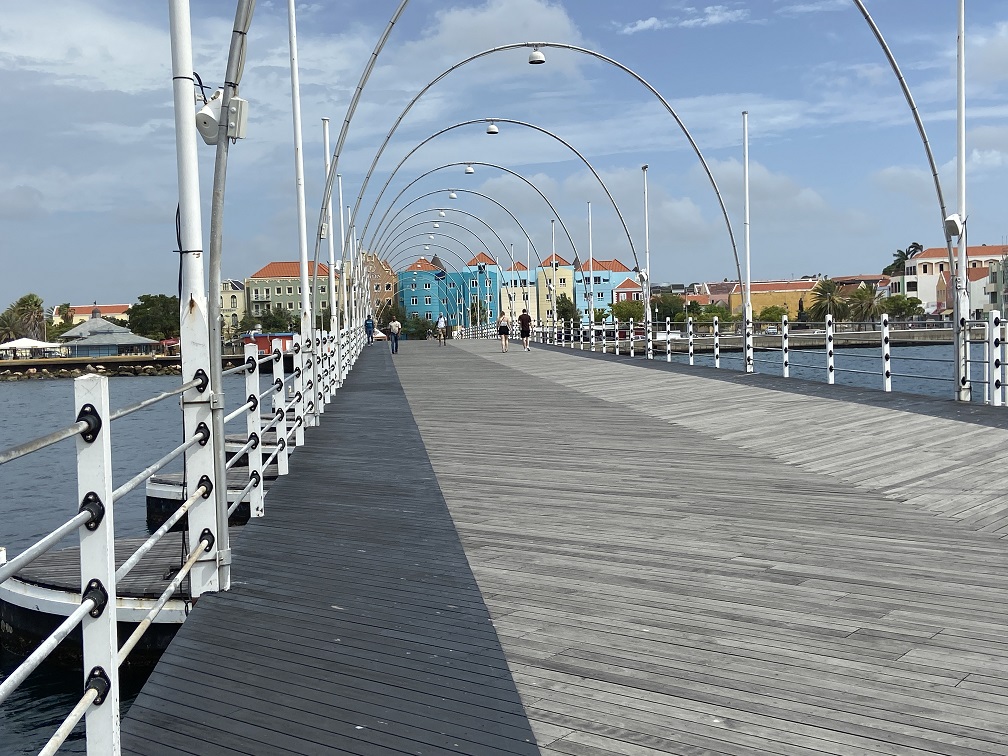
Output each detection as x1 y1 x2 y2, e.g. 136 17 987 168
394 339 1008 755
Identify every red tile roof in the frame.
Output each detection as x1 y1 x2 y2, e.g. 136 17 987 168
404 257 440 272
71 304 130 317
249 261 330 278
540 253 571 267
614 277 641 291
507 262 528 272
466 252 496 267
590 259 631 273
915 245 1008 260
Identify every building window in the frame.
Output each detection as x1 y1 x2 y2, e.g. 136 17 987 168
287 286 294 295
448 282 456 289
471 294 477 303
230 295 237 308
411 283 417 290
425 296 431 305
253 304 260 314
253 288 259 298
320 286 326 293
375 284 380 291
385 283 392 291
425 312 433 320
275 287 282 295
411 297 418 305
559 278 566 285
523 293 529 301
424 282 431 290
287 302 295 309
322 301 328 309
597 291 604 299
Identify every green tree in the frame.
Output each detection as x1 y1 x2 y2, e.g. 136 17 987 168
469 300 488 326
756 304 789 323
555 293 579 322
379 299 407 328
653 294 685 322
403 315 429 339
591 307 610 324
847 284 885 328
882 241 922 277
0 308 18 341
127 294 180 340
12 293 45 339
695 303 735 323
807 278 849 322
610 299 644 323
882 294 925 319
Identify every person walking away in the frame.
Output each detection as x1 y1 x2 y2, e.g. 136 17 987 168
497 311 511 352
436 313 448 345
365 314 375 345
518 308 532 351
388 317 401 354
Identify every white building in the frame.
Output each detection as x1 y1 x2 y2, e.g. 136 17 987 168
890 244 1008 314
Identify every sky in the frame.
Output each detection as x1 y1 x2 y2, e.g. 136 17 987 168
1 0 1007 311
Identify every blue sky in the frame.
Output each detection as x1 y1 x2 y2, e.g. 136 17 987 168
1 0 1007 311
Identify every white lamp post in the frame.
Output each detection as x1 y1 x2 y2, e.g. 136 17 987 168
742 111 754 373
642 165 652 360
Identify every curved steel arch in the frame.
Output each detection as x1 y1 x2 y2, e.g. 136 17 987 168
375 210 511 266
391 244 468 325
356 118 636 269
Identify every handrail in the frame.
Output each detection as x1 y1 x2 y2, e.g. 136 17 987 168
115 483 210 582
116 533 212 666
110 427 209 503
224 436 256 471
0 509 93 584
0 419 92 467
39 687 101 756
227 475 259 517
109 378 202 422
0 598 95 704
223 398 255 425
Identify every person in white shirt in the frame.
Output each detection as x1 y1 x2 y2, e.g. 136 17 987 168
436 313 447 345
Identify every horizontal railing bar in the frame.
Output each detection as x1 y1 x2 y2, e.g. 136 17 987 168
0 420 91 468
0 510 92 585
224 437 256 471
221 360 254 377
833 367 882 377
109 378 201 422
115 483 209 582
111 428 207 503
259 384 278 401
889 371 951 382
38 687 100 756
0 599 94 704
227 477 258 516
261 411 285 435
262 444 282 470
117 536 209 667
223 399 255 425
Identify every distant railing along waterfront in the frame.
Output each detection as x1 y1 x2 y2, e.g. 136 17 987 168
459 312 1005 405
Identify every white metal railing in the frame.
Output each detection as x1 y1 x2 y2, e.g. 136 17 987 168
0 320 371 754
544 313 1005 404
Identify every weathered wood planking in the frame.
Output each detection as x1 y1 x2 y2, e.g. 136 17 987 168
395 339 1008 755
120 344 538 755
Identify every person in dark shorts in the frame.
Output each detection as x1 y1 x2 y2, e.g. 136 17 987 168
497 311 511 352
518 308 532 351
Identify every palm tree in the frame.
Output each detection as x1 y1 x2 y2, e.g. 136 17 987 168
883 241 922 277
847 284 885 330
13 293 45 339
808 278 849 323
0 307 18 342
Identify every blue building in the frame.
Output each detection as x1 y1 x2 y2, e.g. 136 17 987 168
573 258 633 323
398 253 503 330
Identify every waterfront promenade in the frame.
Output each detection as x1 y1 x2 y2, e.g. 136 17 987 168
124 339 1008 754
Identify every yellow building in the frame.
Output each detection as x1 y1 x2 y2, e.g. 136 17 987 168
536 253 573 325
725 279 820 318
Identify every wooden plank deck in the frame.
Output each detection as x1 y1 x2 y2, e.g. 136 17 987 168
121 337 1008 755
391 340 1008 756
120 343 538 755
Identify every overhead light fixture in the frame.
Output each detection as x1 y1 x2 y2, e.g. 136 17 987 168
433 222 440 228
529 46 546 65
944 213 964 239
449 191 458 199
486 122 499 135
428 234 434 240
424 245 430 250
465 164 475 174
438 209 446 217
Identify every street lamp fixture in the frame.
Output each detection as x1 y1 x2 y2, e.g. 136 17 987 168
448 191 457 199
486 121 499 135
528 46 546 65
465 164 475 174
433 222 440 228
438 209 446 217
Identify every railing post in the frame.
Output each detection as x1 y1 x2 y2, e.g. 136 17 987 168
744 302 754 373
826 315 835 385
688 316 694 366
615 320 621 356
782 316 789 378
244 344 265 517
579 319 584 350
590 319 596 352
989 310 1002 406
666 316 672 362
647 312 654 361
74 374 120 754
713 316 720 369
601 322 607 354
271 339 290 476
569 318 574 348
881 314 891 392
315 328 325 416
293 336 307 446
629 318 635 358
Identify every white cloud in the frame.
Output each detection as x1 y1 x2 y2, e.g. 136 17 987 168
620 17 671 35
619 6 749 35
0 185 46 220
775 0 847 15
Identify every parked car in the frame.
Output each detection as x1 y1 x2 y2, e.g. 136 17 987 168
764 325 779 335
